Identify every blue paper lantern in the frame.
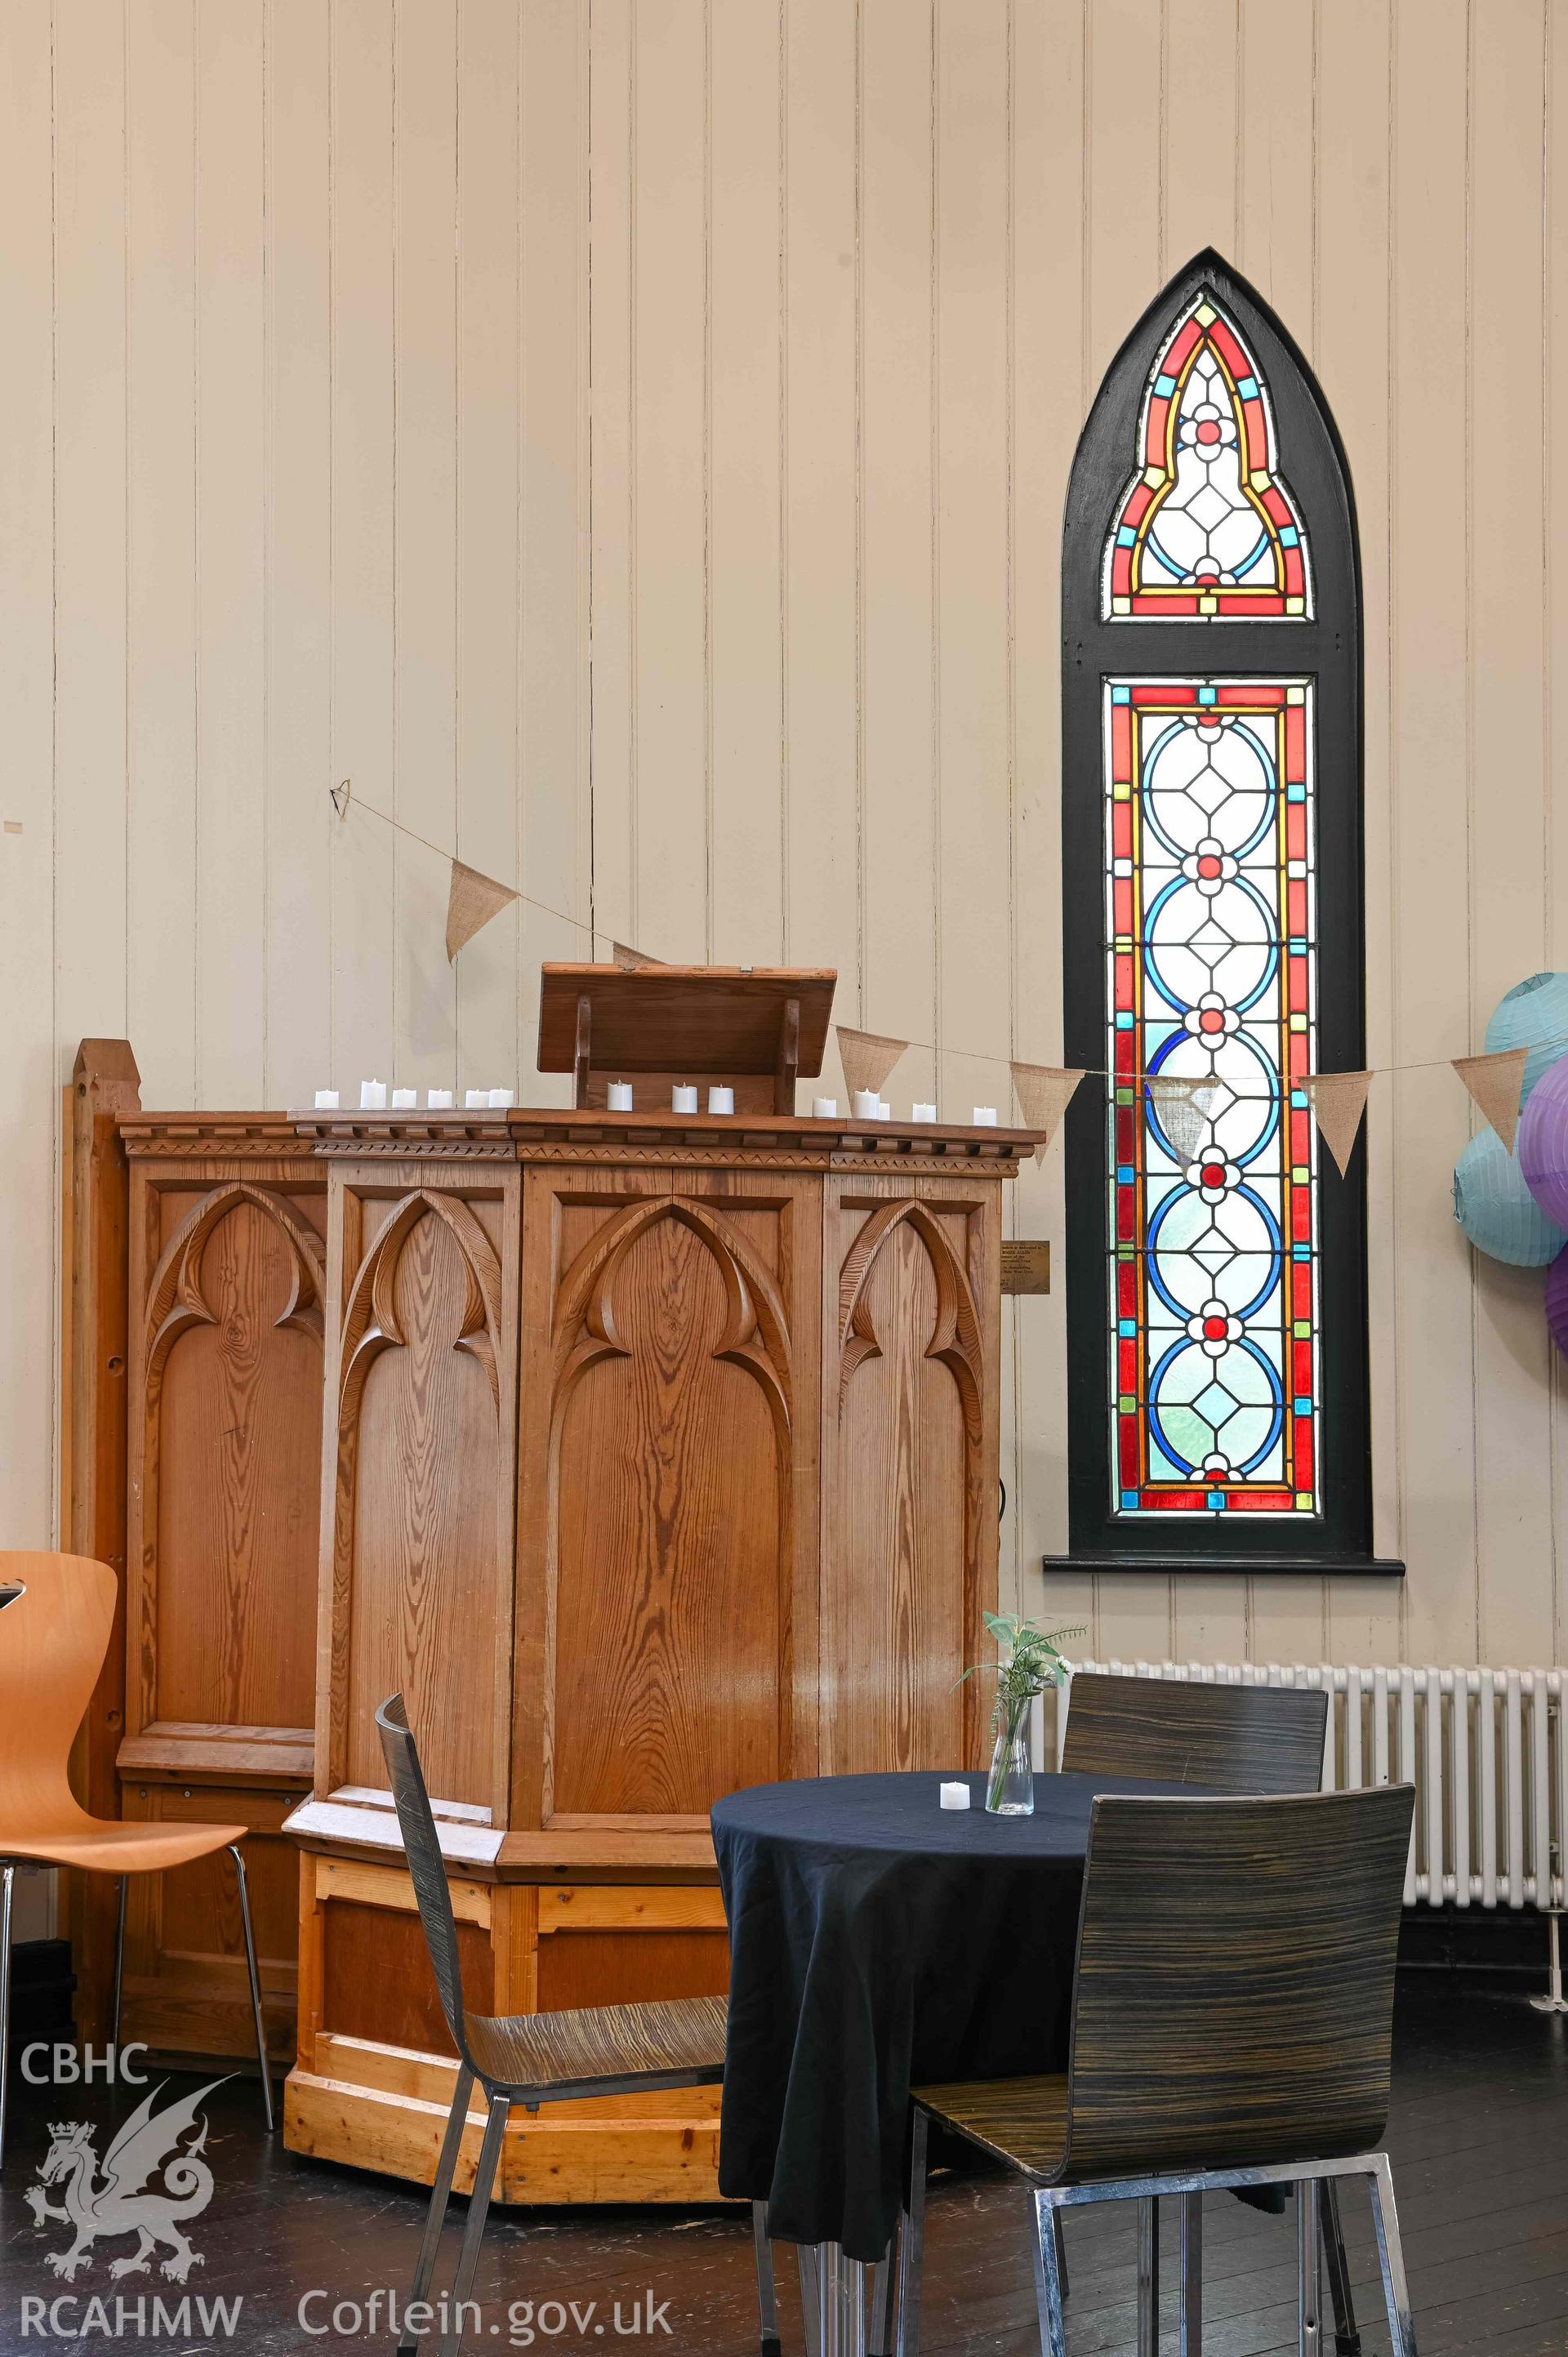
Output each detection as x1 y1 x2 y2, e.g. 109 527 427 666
1484 971 1568 1103
1454 1127 1567 1265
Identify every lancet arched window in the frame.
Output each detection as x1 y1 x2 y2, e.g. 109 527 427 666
1058 252 1379 1575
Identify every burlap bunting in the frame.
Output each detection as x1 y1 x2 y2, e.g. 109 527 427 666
835 1027 908 1100
445 861 520 962
1452 1046 1530 1152
1147 1076 1222 1164
1303 1070 1372 1175
1009 1063 1085 1161
612 942 664 969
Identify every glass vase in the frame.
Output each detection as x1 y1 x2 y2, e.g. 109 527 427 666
985 1700 1035 1816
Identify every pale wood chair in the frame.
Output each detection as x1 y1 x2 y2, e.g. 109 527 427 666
0 1553 273 2165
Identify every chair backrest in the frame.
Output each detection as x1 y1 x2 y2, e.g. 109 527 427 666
1060 1671 1328 1794
1062 1784 1414 2180
0 1553 116 1838
375 1694 477 2072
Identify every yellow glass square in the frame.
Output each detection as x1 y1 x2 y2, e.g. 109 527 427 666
1286 686 1306 705
1198 595 1218 614
1250 469 1271 491
1112 780 1132 800
1196 303 1217 327
1294 1495 1314 1511
1291 1165 1310 1183
1285 595 1306 614
1112 595 1132 614
1143 465 1165 488
1289 1014 1308 1031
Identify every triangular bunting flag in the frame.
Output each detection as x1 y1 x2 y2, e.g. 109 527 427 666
612 941 664 969
1010 1063 1085 1161
835 1027 908 1101
1304 1070 1372 1176
445 861 520 962
1453 1046 1530 1152
1147 1075 1222 1165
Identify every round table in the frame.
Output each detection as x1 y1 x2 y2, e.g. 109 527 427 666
712 1767 1210 2266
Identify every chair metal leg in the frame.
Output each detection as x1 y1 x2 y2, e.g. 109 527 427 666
1178 2189 1202 2357
751 2203 782 2355
870 2224 898 2357
226 1845 274 2133
439 2092 508 2357
1299 2178 1322 2355
0 1863 14 2172
1322 2178 1361 2356
1031 2192 1069 2357
1368 2156 1419 2357
398 2065 475 2357
110 1874 128 2050
1053 2208 1070 2300
1137 2196 1159 2357
798 2246 822 2357
896 2110 928 2357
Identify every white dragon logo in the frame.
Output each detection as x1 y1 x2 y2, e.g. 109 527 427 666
24 2078 227 2283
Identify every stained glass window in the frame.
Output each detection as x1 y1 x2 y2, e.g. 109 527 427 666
1102 298 1312 621
1105 679 1318 1519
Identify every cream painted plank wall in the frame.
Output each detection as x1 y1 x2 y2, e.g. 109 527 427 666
3 0 1565 1677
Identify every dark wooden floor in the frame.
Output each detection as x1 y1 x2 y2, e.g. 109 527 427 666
0 1982 1563 2353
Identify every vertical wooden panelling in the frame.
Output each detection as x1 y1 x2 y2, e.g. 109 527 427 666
631 0 708 963
586 0 635 951
859 0 937 1098
196 0 267 1107
126 1 197 1109
55 0 129 1055
1317 0 1402 1668
0 0 58 1567
709 0 784 970
1391 0 1477 1664
781 0 859 1096
1470 0 1553 1668
265 0 333 1108
329 0 397 1093
392 0 459 1097
1551 2 1568 1668
517 0 590 1081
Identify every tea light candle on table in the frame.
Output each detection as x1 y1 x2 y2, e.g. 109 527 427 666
707 1086 735 1115
853 1089 881 1119
879 1100 891 1119
939 1781 971 1811
812 1096 838 1118
360 1080 387 1110
607 1081 634 1112
973 1106 998 1125
672 1085 699 1114
314 1089 340 1110
911 1102 937 1123
465 1088 489 1108
488 1087 514 1108
427 1089 453 1109
391 1087 416 1110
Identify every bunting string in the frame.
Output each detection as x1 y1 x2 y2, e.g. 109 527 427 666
331 782 1535 1155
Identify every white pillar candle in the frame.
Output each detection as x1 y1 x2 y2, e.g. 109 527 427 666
707 1085 735 1115
391 1087 417 1110
879 1100 891 1119
671 1085 700 1113
314 1089 340 1110
973 1106 998 1125
911 1102 937 1123
465 1088 489 1108
939 1781 971 1811
488 1087 514 1108
852 1089 881 1119
607 1080 634 1112
359 1080 387 1110
811 1096 838 1118
427 1089 454 1109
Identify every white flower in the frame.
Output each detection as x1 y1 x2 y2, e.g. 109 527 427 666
1183 990 1240 1043
1185 1154 1240 1197
1185 1299 1244 1360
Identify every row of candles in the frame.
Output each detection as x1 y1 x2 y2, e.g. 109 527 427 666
316 1079 1001 1122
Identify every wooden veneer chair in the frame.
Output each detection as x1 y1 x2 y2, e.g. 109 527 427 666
897 1785 1419 2357
376 1694 780 2357
0 1553 273 2167
1058 1666 1368 2350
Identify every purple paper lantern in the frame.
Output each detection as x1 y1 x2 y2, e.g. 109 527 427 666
1518 1054 1568 1229
1548 1245 1568 1360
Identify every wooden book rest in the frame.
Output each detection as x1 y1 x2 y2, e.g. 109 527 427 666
537 963 837 1115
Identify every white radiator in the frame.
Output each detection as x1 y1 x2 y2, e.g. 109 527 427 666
1039 1659 1566 1913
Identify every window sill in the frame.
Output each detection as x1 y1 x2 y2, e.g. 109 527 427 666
1041 1553 1406 1580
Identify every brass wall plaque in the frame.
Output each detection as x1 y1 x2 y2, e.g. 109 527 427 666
1000 1240 1051 1295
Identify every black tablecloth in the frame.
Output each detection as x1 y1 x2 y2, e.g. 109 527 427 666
713 1767 1209 2261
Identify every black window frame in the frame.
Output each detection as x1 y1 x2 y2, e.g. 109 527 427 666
1054 250 1399 1580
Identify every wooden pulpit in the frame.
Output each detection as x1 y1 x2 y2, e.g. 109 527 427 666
65 977 1045 2208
